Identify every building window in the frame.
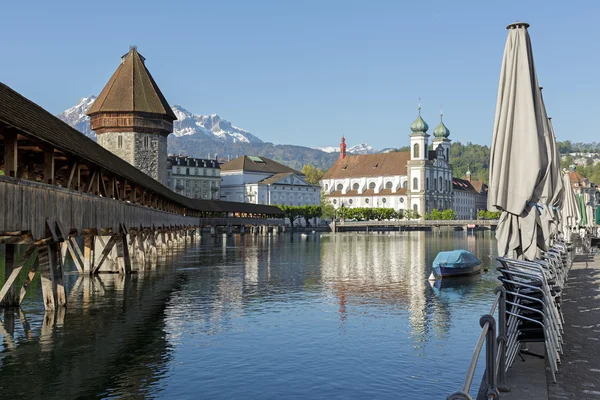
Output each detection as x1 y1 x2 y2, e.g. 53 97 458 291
144 136 150 149
365 198 369 204
382 198 387 203
349 199 353 205
175 167 180 174
118 135 123 149
369 182 376 190
446 148 449 160
353 182 360 190
403 181 408 189
413 143 420 158
413 204 418 213
399 197 404 203
333 199 337 205
337 183 343 190
426 177 429 190
385 181 393 189
203 169 207 176
439 177 442 191
325 184 328 190
186 168 190 175
413 177 418 190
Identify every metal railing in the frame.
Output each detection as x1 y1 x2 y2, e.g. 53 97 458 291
447 286 509 400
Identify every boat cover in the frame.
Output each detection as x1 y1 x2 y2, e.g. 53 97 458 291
433 250 481 269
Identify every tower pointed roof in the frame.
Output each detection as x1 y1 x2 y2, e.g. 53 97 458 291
87 46 176 120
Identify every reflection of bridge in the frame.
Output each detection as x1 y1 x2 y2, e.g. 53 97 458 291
0 83 284 310
333 219 499 232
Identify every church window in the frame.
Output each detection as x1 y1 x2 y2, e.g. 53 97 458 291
369 182 376 189
413 177 418 190
446 148 449 160
353 183 360 190
337 183 343 190
403 181 408 189
349 199 353 205
413 204 418 213
439 177 443 191
365 198 369 204
413 143 420 158
426 177 429 190
382 198 387 204
333 199 337 205
385 181 393 189
118 135 123 149
325 184 328 191
144 136 150 149
399 197 404 203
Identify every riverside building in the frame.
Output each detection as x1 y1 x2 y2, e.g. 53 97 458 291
167 155 220 200
452 170 488 220
220 156 320 206
321 107 454 217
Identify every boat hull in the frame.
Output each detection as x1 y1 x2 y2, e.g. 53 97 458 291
434 264 481 278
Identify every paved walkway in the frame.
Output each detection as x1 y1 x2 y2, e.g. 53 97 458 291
547 253 600 400
503 253 600 400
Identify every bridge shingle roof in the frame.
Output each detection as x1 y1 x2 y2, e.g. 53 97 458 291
0 82 282 217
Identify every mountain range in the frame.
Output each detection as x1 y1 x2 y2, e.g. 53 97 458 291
58 96 378 170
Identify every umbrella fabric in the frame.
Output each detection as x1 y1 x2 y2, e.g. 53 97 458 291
561 172 579 235
578 194 587 226
488 22 550 260
548 118 564 236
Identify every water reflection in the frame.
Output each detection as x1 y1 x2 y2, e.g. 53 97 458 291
0 231 499 399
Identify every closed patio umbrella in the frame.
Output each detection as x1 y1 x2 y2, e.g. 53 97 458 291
548 117 564 236
578 194 587 226
488 22 550 260
561 172 579 238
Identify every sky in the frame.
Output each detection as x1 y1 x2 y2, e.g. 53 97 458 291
1 0 598 150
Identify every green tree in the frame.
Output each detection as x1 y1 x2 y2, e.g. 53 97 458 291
440 209 457 220
301 164 325 185
277 205 303 227
320 193 335 220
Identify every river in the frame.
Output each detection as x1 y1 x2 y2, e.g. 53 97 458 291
0 231 499 399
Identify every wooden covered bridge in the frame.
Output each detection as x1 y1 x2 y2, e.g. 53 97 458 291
0 82 284 310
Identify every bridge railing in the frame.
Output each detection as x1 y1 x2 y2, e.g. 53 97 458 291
339 219 499 227
447 287 508 400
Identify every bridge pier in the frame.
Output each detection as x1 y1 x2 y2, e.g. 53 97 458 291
37 243 66 310
0 245 18 307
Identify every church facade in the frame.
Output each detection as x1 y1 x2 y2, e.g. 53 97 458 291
321 108 453 217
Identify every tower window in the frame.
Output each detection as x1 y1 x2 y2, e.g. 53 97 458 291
413 177 418 190
118 135 123 149
413 143 420 158
144 136 150 149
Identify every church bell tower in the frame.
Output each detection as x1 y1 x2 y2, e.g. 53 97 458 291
87 46 177 186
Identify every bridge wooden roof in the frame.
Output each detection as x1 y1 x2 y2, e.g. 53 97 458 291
87 47 177 120
0 82 283 217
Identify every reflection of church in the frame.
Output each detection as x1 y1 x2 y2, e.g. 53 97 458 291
321 106 453 216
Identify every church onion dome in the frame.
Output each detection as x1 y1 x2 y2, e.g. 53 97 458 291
433 119 450 138
410 112 429 134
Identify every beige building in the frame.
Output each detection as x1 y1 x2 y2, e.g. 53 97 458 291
167 155 220 200
452 171 488 220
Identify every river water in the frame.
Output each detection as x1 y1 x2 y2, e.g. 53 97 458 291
0 231 499 399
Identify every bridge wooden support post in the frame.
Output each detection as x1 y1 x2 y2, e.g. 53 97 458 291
0 245 19 307
115 233 132 275
240 225 245 235
210 227 215 237
227 226 233 237
94 236 118 273
37 243 66 310
83 236 94 274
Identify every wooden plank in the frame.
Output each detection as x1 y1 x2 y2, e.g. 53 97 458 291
66 160 78 189
92 235 118 274
3 130 18 177
85 169 97 193
37 244 56 310
65 238 84 273
43 147 55 185
99 171 108 197
0 245 37 305
19 264 39 304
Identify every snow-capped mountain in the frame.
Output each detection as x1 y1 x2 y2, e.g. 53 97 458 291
57 97 263 144
316 143 378 155
171 105 262 143
57 96 97 138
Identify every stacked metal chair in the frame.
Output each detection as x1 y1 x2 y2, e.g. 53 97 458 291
496 240 572 383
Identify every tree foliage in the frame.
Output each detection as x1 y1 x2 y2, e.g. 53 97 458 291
301 164 325 185
277 205 323 227
424 208 456 220
477 210 502 219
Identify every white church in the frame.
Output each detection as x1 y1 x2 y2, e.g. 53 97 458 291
320 107 454 217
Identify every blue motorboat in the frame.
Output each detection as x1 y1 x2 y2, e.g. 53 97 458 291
432 250 481 278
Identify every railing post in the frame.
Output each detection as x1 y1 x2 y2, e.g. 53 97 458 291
480 314 499 399
494 286 510 393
